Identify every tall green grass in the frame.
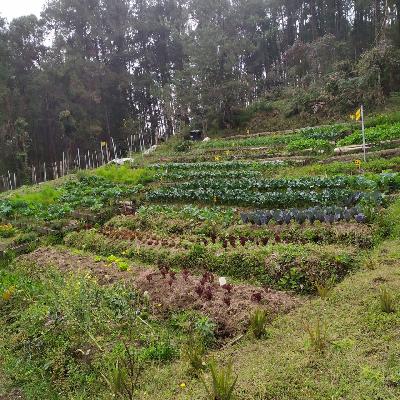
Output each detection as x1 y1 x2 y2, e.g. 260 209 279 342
92 164 156 185
10 185 60 206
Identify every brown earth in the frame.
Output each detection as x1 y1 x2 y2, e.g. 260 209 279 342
20 247 300 336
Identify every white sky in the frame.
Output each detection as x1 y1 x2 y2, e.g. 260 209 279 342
0 0 46 22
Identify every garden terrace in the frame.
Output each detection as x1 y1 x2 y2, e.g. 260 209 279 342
106 207 375 249
19 246 299 336
0 176 139 222
64 228 358 293
146 173 397 208
141 120 400 165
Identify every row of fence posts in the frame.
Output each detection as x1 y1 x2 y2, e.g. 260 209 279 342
0 132 158 193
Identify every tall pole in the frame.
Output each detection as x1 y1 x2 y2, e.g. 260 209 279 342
361 104 366 162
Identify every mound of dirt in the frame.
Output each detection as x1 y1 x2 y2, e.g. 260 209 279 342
20 247 300 336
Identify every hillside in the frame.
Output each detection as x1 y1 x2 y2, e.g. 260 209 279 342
1 116 400 399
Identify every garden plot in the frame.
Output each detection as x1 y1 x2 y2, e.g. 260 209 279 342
144 121 400 164
20 246 299 336
147 171 398 208
106 208 375 248
64 228 357 293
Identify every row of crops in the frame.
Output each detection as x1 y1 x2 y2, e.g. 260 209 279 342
147 172 399 208
187 121 400 153
241 206 367 225
160 174 398 191
151 159 287 171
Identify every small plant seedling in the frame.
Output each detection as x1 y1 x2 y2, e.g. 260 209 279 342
315 278 335 299
181 339 206 376
202 359 237 400
102 343 143 400
380 287 395 313
304 319 328 353
249 309 268 339
365 257 378 270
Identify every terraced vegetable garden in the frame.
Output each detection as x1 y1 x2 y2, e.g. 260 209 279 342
1 120 400 399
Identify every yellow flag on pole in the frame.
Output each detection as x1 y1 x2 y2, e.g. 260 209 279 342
355 108 361 121
101 141 107 147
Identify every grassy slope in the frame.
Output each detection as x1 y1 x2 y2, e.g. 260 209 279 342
139 239 400 399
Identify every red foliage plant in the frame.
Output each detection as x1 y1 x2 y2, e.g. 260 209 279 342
203 286 213 301
222 283 233 294
223 296 231 307
195 285 204 297
251 292 262 303
159 266 169 279
182 268 190 281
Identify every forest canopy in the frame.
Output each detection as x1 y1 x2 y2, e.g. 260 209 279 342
0 0 400 176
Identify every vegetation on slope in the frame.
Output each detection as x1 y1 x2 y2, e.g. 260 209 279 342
0 114 400 399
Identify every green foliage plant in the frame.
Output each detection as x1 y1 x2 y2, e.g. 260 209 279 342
202 359 238 400
102 343 143 400
315 278 335 299
305 319 328 353
248 309 268 339
181 338 206 376
380 287 395 313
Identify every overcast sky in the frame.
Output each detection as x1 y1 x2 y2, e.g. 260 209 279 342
0 0 46 22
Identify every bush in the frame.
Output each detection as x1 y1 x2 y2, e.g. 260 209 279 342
231 100 273 127
376 197 400 239
174 140 192 153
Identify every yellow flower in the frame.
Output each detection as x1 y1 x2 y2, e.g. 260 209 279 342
2 286 15 301
179 383 186 389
